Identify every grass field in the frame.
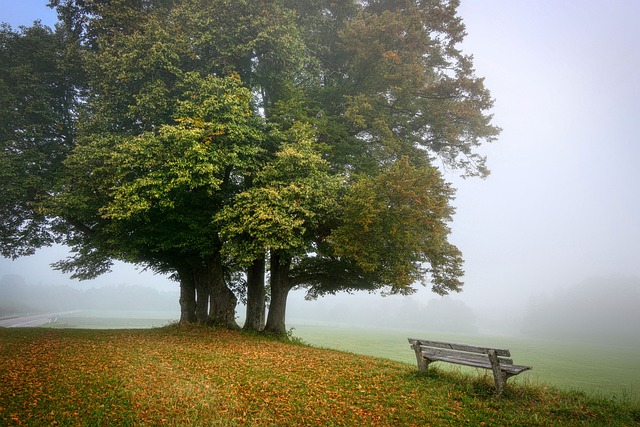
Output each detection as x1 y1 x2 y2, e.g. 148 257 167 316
1 325 639 426
46 310 179 329
290 323 640 402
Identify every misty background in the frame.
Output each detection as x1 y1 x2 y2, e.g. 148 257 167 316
2 273 639 346
1 1 639 347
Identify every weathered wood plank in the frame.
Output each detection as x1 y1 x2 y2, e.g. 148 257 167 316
408 338 511 357
421 347 514 365
487 349 506 394
422 348 490 364
426 354 493 370
500 364 531 375
422 354 530 375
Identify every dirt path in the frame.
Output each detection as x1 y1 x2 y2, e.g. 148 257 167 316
0 311 80 328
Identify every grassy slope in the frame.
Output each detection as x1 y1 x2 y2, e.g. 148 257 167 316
1 326 638 427
42 312 640 399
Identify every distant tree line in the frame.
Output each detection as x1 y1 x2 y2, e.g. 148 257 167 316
0 274 177 316
288 294 478 333
521 276 640 346
0 0 498 334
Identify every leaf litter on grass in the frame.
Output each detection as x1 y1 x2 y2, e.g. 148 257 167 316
1 326 638 426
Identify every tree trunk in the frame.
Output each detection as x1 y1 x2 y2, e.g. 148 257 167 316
209 284 239 329
191 253 239 328
194 267 209 324
178 270 196 324
264 251 292 335
207 252 239 329
244 255 266 332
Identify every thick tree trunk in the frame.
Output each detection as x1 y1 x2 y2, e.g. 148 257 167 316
208 253 239 329
178 270 196 324
191 253 239 328
244 255 266 332
209 284 239 329
194 268 209 324
264 251 292 335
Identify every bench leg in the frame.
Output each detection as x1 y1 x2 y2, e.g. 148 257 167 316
487 350 506 394
411 342 428 372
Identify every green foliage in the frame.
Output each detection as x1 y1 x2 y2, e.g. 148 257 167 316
0 23 82 258
80 5 192 135
218 124 342 264
51 72 265 277
102 73 264 221
330 157 463 294
297 0 500 177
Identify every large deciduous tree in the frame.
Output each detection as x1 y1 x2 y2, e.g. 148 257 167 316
2 0 499 334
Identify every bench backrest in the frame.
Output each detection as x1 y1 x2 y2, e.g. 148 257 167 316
409 338 511 356
408 338 515 365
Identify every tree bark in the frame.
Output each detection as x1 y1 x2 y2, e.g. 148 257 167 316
194 266 209 324
178 269 197 324
244 255 266 332
208 252 239 329
189 252 239 328
264 251 292 335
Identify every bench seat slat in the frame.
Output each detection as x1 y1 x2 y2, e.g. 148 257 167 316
421 347 514 365
426 354 493 370
500 364 531 375
425 354 530 375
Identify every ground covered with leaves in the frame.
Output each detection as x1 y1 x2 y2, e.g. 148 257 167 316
1 325 638 426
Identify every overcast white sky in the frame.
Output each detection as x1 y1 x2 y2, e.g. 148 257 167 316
451 0 640 312
1 1 639 316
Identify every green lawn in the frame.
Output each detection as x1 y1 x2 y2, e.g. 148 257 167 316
1 326 638 426
46 310 179 329
290 323 640 401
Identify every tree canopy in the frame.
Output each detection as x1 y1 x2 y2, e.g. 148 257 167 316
1 0 499 334
0 22 82 258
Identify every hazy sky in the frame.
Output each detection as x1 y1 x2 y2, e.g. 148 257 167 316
1 1 639 315
451 0 640 312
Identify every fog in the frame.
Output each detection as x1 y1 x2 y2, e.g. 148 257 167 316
0 274 178 316
2 272 639 347
2 1 640 346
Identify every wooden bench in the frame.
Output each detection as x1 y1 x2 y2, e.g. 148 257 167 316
408 338 532 394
